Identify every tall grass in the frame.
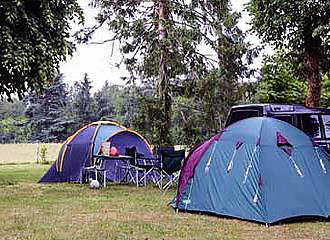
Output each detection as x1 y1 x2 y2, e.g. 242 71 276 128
0 164 329 240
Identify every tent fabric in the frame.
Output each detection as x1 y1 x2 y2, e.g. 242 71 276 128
174 117 330 224
39 121 155 184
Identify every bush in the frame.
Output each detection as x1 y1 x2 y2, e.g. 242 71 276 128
39 145 50 164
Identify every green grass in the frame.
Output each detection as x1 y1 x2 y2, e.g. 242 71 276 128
0 164 329 240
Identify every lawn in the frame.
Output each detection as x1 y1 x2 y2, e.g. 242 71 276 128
0 164 329 240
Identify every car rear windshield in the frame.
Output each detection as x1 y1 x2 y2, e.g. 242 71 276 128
227 110 260 126
297 114 321 139
321 115 330 138
273 115 293 125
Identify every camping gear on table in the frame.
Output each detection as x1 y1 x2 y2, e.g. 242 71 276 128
39 121 155 184
174 117 330 224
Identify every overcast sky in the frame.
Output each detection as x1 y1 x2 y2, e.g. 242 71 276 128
59 0 262 93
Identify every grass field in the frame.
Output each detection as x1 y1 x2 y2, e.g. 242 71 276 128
0 143 61 164
0 164 329 240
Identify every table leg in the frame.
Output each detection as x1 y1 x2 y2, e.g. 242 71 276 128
103 170 106 188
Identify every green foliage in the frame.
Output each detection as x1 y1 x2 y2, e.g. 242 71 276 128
320 73 330 108
171 96 208 147
248 0 330 53
256 50 330 107
0 1 255 145
39 145 48 164
0 98 24 119
248 0 330 106
0 116 29 143
0 0 84 100
256 50 307 104
131 95 171 146
94 81 126 122
195 69 238 128
76 0 253 145
24 73 73 142
0 99 30 143
71 73 96 126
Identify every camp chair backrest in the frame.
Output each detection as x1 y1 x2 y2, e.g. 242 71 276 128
161 150 185 174
125 146 137 165
94 157 105 169
156 146 175 157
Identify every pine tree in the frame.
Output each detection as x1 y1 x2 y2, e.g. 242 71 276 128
71 73 96 125
94 81 126 121
24 73 72 142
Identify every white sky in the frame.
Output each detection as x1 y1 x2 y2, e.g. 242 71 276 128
59 0 128 92
59 0 266 93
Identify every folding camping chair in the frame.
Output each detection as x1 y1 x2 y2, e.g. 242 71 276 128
136 150 162 186
120 146 148 187
155 149 185 191
83 156 107 188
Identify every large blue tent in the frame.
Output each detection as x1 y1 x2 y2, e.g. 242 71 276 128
174 117 330 224
39 121 155 184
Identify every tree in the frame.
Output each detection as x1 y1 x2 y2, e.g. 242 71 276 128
24 73 72 142
182 1 253 137
0 98 25 120
71 73 96 126
0 0 83 101
256 50 307 104
248 0 330 107
321 72 330 108
256 50 330 107
93 81 126 121
171 96 208 147
0 99 29 143
79 0 252 145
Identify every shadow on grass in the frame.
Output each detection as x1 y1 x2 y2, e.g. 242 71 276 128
176 209 330 226
0 162 33 166
0 179 18 185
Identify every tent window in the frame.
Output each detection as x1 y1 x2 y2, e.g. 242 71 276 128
273 115 293 125
297 115 321 139
321 115 330 138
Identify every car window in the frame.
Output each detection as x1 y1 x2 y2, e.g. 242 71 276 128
227 110 259 126
273 115 293 125
321 115 330 138
297 114 321 138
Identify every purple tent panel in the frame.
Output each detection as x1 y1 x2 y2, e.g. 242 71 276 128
176 133 222 207
276 131 293 156
39 125 97 183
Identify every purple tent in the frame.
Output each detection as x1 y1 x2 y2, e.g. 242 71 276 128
39 121 155 184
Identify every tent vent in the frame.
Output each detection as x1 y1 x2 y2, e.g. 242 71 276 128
226 141 243 173
205 141 219 174
314 147 327 174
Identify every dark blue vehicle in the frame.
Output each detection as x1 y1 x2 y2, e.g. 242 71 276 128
225 104 330 151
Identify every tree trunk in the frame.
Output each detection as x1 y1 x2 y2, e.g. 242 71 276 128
305 50 321 107
158 0 171 144
304 31 322 107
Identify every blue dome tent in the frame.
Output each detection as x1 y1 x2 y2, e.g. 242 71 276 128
39 121 154 184
174 117 330 224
